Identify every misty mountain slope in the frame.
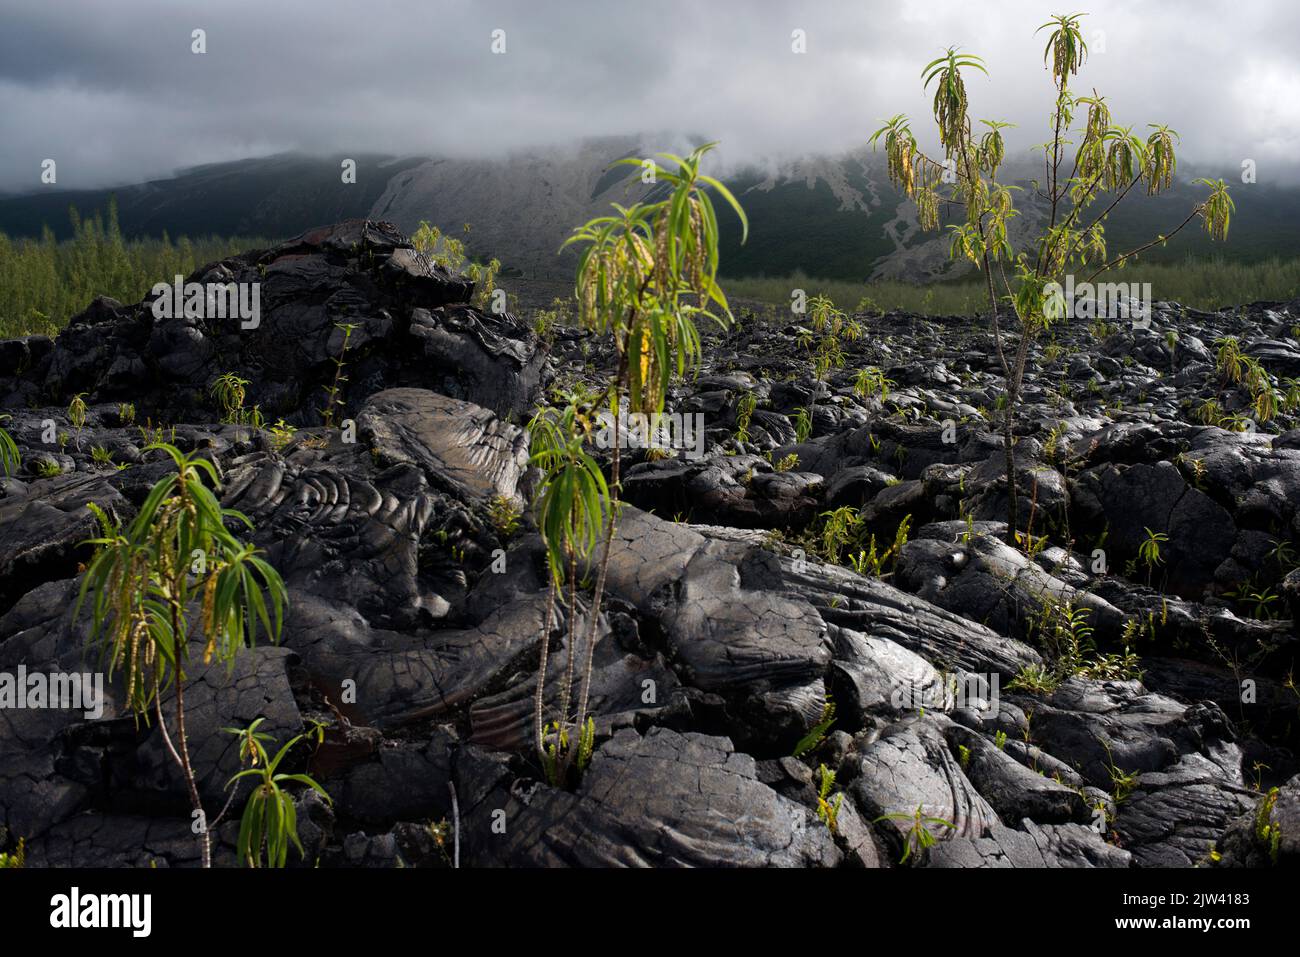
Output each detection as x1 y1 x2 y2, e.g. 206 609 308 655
717 154 1300 284
394 143 1300 284
1 144 1297 284
717 152 901 281
369 143 951 281
368 136 659 278
0 154 425 241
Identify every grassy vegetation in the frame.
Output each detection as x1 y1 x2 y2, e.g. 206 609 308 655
727 257 1300 317
0 200 269 338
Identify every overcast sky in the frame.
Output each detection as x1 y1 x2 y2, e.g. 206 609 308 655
1 0 1296 192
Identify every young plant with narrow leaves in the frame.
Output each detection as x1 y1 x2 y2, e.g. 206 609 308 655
870 12 1233 540
224 718 331 868
527 400 609 785
530 144 747 785
75 442 287 868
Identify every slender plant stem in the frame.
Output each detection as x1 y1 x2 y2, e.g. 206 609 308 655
152 674 183 768
447 782 460 869
533 578 557 763
558 544 578 740
169 601 210 869
573 406 620 751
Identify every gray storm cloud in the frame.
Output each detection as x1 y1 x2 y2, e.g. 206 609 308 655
0 0 1295 192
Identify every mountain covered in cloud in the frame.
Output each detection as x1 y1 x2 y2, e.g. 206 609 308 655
1 140 1294 283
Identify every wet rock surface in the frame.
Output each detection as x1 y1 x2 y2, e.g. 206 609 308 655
2 221 1299 867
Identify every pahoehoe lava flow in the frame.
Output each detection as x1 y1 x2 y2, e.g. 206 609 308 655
2 219 1298 868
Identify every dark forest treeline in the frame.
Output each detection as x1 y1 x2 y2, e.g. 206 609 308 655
0 200 269 338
